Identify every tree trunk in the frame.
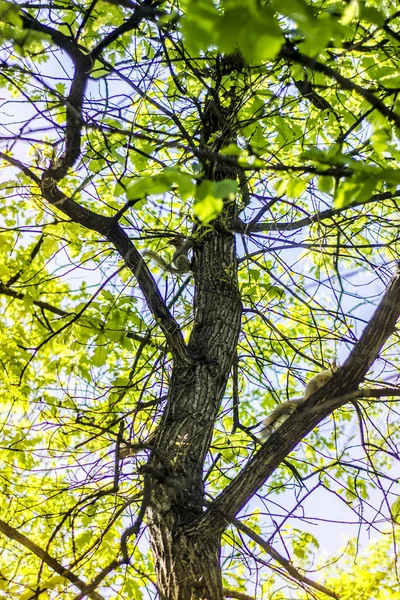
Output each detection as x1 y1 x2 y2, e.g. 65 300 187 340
147 226 241 599
149 518 223 600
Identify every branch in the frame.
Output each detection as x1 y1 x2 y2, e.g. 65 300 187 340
237 190 400 233
22 5 154 180
72 559 122 600
104 225 189 363
0 282 70 317
120 473 152 562
0 151 41 184
20 13 91 180
0 519 104 600
383 10 400 43
233 520 338 599
0 281 155 346
191 266 400 532
9 8 189 364
1 154 188 363
280 43 400 128
20 12 85 62
90 3 159 60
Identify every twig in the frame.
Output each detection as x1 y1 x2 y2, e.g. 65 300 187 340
0 520 104 600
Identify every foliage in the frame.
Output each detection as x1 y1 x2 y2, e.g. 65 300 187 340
0 0 400 598
317 529 400 600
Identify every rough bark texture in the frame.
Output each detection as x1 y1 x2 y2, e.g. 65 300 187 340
144 62 243 600
149 527 223 600
146 217 242 599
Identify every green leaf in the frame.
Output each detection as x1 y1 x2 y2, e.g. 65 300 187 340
378 74 400 89
125 169 194 201
360 5 385 26
286 178 308 199
318 176 334 194
248 269 260 281
370 129 391 156
0 0 22 27
334 175 377 209
180 0 219 53
340 0 359 25
220 144 242 156
214 179 238 198
217 1 282 62
194 181 224 223
91 344 109 367
391 496 400 522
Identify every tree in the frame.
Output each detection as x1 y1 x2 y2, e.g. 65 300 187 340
0 0 400 598
321 528 400 600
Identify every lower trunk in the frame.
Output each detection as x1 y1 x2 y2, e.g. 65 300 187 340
149 519 223 600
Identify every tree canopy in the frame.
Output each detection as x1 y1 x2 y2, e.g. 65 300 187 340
1 0 400 599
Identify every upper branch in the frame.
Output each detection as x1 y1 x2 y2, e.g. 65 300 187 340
15 7 189 361
192 266 400 533
279 43 400 128
236 190 400 234
20 12 85 62
90 1 160 60
0 153 188 363
23 4 155 181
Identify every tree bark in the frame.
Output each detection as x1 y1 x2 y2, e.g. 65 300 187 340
149 525 223 600
146 227 242 599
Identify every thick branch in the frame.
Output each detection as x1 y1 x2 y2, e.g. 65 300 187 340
192 266 400 532
18 6 189 363
21 12 85 62
21 12 91 180
22 6 152 180
105 225 189 363
0 519 104 600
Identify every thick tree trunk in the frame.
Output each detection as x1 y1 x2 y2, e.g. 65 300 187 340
147 226 242 599
149 520 223 600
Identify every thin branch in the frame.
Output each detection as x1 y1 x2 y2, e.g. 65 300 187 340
233 520 338 599
0 280 154 346
72 559 122 600
0 151 41 184
120 473 152 562
7 234 44 286
280 43 400 128
0 282 70 317
90 3 159 60
0 519 104 600
237 189 400 234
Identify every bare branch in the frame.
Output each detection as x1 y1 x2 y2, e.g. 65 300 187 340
233 520 339 599
0 519 104 600
237 190 400 234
